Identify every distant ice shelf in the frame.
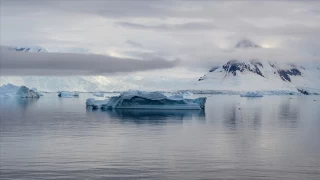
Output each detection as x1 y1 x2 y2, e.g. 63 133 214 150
240 92 264 97
93 92 104 97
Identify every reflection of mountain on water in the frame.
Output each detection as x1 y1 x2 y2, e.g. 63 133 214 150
223 102 262 130
278 99 300 127
87 108 206 124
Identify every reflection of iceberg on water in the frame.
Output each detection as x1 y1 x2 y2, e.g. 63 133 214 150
240 91 263 97
87 90 206 110
99 109 206 123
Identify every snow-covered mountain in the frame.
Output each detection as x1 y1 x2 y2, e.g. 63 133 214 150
193 39 320 94
5 45 47 52
195 59 320 94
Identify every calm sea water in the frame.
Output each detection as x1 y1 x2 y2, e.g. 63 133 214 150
0 94 320 180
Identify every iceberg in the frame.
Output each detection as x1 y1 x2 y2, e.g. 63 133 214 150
0 83 20 98
86 98 110 109
16 86 40 98
58 91 79 98
0 83 20 93
240 91 264 97
96 90 206 110
93 92 104 97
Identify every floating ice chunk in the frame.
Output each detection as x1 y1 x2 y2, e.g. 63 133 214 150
31 88 44 96
16 86 40 98
58 91 79 98
86 98 110 109
240 91 263 97
93 92 104 97
99 90 206 110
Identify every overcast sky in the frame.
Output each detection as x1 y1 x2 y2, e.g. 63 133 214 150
1 0 320 76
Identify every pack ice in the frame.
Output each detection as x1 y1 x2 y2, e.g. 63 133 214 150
87 90 206 110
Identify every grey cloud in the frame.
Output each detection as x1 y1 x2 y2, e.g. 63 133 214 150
126 40 143 48
115 22 215 31
0 50 179 76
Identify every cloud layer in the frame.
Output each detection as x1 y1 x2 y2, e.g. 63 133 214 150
0 49 179 76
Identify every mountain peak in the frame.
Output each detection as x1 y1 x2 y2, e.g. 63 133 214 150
235 39 261 48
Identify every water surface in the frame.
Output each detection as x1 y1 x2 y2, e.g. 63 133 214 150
1 94 320 180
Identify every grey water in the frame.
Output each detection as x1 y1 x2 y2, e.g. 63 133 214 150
0 94 320 180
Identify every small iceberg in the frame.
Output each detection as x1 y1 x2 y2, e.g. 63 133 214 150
240 91 263 97
58 91 79 98
87 90 206 110
93 92 104 97
16 86 40 98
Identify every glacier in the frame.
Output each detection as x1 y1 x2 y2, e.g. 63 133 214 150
87 90 206 110
16 86 40 98
58 91 79 98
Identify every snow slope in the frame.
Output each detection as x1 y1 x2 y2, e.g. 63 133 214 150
195 59 320 93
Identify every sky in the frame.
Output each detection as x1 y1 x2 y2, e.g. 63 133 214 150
1 0 320 77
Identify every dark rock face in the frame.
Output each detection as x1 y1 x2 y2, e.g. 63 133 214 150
297 89 309 95
13 47 43 52
222 60 264 77
209 66 219 72
15 48 30 52
278 68 302 82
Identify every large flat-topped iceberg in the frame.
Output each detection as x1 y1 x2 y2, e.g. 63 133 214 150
98 90 206 110
16 86 40 98
58 91 79 98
